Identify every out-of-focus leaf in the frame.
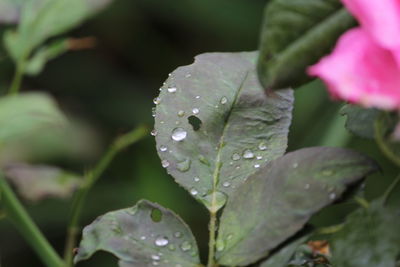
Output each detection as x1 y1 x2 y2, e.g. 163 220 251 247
259 236 309 267
216 147 377 266
154 52 293 212
0 92 67 145
340 105 380 139
4 163 81 202
331 200 400 267
4 0 112 63
375 112 400 166
75 200 201 267
24 39 69 76
257 0 356 90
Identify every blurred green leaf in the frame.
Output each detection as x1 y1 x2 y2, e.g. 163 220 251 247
216 147 377 266
4 0 112 63
257 0 355 89
4 163 81 202
75 200 202 267
154 52 293 211
331 200 400 267
0 92 67 145
341 105 380 139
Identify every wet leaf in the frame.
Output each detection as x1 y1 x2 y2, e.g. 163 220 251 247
75 200 201 267
257 0 356 89
4 163 81 202
0 92 67 145
331 200 400 267
216 147 377 266
154 52 293 211
4 0 112 63
340 105 380 139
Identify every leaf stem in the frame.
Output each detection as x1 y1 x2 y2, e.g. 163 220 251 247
207 211 218 267
8 62 25 95
0 173 64 267
383 174 400 205
374 113 400 167
63 125 148 266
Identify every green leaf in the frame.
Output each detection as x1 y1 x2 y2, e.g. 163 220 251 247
4 163 81 202
4 0 112 62
0 92 67 145
216 147 377 266
331 200 400 267
153 52 294 211
340 105 380 139
375 112 400 166
75 200 202 267
257 0 356 89
259 236 309 267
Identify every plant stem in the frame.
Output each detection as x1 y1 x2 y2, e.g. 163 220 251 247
383 174 400 205
0 174 64 267
207 211 217 267
63 125 148 266
8 63 24 95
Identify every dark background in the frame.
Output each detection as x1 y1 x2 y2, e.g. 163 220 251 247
0 0 398 266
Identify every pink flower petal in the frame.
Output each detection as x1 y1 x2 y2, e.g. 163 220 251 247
341 0 400 51
308 28 400 110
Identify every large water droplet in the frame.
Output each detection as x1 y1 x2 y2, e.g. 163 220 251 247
167 87 177 93
154 236 169 247
177 158 191 172
177 110 185 117
243 149 254 159
161 160 170 168
258 142 267 151
171 128 187 141
202 191 228 213
232 153 241 161
180 241 192 251
159 145 168 152
151 129 158 136
192 108 200 115
153 97 161 105
220 97 228 105
190 188 198 196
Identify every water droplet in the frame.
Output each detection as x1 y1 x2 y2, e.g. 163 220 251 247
168 244 176 251
192 108 200 115
304 184 310 190
177 110 185 117
140 236 146 240
292 162 298 168
153 97 161 105
151 255 161 261
159 145 168 152
329 193 336 200
160 121 164 124
154 236 169 247
180 241 192 251
220 97 228 104
161 160 170 168
194 177 200 182
190 188 198 196
195 96 200 99
243 149 254 159
152 107 156 117
258 142 267 151
216 240 225 252
151 129 158 136
177 158 191 172
167 87 177 93
254 164 260 169
174 232 182 239
222 181 231 187
171 128 187 141
185 74 191 78
232 153 241 161
198 155 210 166
202 191 228 213
256 155 263 160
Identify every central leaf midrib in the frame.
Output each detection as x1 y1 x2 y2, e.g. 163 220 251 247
209 70 250 211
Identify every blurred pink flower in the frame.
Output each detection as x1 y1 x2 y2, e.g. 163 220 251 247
308 0 400 110
308 28 400 110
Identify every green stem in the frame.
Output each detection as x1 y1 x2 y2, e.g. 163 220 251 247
375 115 400 167
207 211 218 267
383 174 400 205
0 174 64 267
63 126 148 266
8 63 25 95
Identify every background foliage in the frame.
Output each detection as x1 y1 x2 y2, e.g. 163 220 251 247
0 0 398 266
